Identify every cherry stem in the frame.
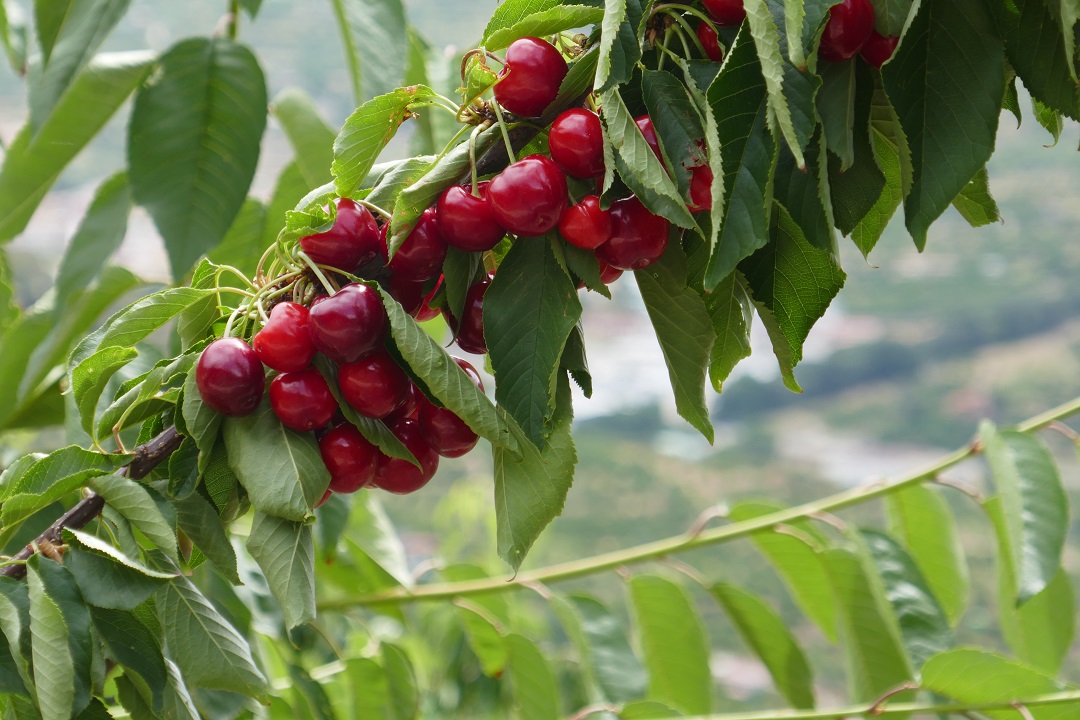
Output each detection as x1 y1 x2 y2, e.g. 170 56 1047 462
489 101 517 163
353 198 392 221
468 123 486 194
665 10 708 57
227 0 240 40
653 2 715 26
296 251 340 296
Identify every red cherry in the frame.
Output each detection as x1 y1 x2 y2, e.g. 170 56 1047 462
299 198 382 272
319 424 380 493
493 36 568 117
372 419 439 494
436 182 505 252
385 274 425 317
269 368 338 432
418 357 483 458
253 302 317 373
634 115 663 163
338 350 411 419
696 21 724 62
818 0 875 62
415 279 441 322
388 207 446 282
487 155 569 237
596 196 670 270
702 0 746 25
548 109 605 178
308 283 387 364
196 338 264 417
385 383 421 423
558 196 612 250
596 257 624 284
443 274 491 355
687 165 714 214
860 31 898 68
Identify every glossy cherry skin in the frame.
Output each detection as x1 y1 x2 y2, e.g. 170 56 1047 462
388 207 446 282
634 115 663 163
548 109 605 178
436 182 505 252
596 257 624 284
697 21 725 62
385 383 421 423
687 164 714 214
372 419 440 494
253 302 316 373
558 196 612 250
418 357 483 458
196 338 264 417
443 274 491 355
597 197 670 270
338 350 411 419
818 0 875 62
319 424 380 493
308 283 387 364
299 198 382 272
269 368 338 432
493 36 568 117
860 31 898 68
702 0 746 26
487 155 569 237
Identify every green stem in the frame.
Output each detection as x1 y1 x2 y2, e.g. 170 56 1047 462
489 102 518 162
228 0 240 40
319 394 1080 610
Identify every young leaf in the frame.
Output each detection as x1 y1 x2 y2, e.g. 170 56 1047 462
271 87 336 188
27 563 74 720
62 528 176 611
89 606 167 712
952 166 1001 228
89 474 179 562
704 271 753 393
245 512 315 630
328 0 407 104
484 6 605 50
505 633 560 720
483 0 561 41
551 594 647 704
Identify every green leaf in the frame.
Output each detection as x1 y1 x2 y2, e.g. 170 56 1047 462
62 528 176 610
869 0 913 35
628 574 711 715
1031 97 1065 145
94 352 195 441
89 607 167 712
128 37 267 280
364 155 438 217
505 633 560 720
560 324 593 398
635 239 715 442
181 369 222 474
155 575 267 698
329 0 407 104
0 51 154 242
641 69 705 197
30 557 93 717
817 59 856 169
980 421 1068 605
90 474 178 561
343 492 412 588
452 597 507 678
880 0 1005 249
704 271 753 393
174 492 239 584
261 161 310 249
551 594 647 704
381 643 418 720
223 399 331 521
998 0 1079 119
483 0 559 40
0 579 32 696
27 563 74 720
709 583 814 708
0 1 27 74
619 701 686 719
850 88 907 256
773 130 836 255
272 87 335 188
952 166 1001 227
828 62 887 235
885 485 969 625
246 512 315 630
484 5 605 50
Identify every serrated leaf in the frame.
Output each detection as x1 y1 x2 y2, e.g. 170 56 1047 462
483 0 559 40
560 324 593 398
642 69 705 197
181 369 222 474
94 352 195 441
998 0 1078 119
174 492 239 584
89 606 167 712
485 5 605 50
29 557 92 717
27 563 74 720
704 271 753 393
850 94 906 256
744 0 807 169
816 59 856 169
870 0 913 35
364 155 438 217
505 633 559 720
90 474 178 561
272 87 335 188
1031 96 1065 145
246 512 314 630
551 594 647 704
330 0 406 103
453 599 507 678
62 528 176 610
828 62 887 235
952 166 1001 227
0 579 32 695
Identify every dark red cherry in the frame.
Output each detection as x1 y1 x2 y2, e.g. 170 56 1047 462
818 0 875 62
372 419 439 494
860 30 898 68
493 36 568 117
385 274 426 317
385 383 421 424
269 368 337 432
487 155 569 237
548 109 605 178
687 164 714 214
702 0 746 25
299 198 382 272
308 283 387 364
388 207 446 282
634 115 663 163
596 196 670 270
443 274 491 355
696 21 724 61
415 279 441 322
319 424 380 493
596 257 624 284
453 357 485 392
418 358 483 458
196 338 264 417
436 182 505 252
558 196 612 250
338 350 411 419
253 302 317 373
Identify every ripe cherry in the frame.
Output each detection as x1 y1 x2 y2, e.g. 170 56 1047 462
596 257 624 284
299 198 382 272
696 21 724 62
372 419 439 494
860 31 898 68
338 350 411 419
385 383 421 423
487 155 569 237
418 358 483 458
444 274 491 355
388 207 446 282
634 115 663 163
558 196 612 250
253 302 316 373
319 424 380 493
818 0 875 62
702 0 746 26
436 182 505 252
548 109 605 178
308 283 387 364
269 368 338 432
597 196 670 270
196 338 265 417
687 164 714 214
493 36 567 117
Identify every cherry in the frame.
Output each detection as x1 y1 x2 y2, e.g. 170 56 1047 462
818 0 875 62
299 198 382 272
493 36 568 117
634 115 663 163
253 302 316 373
388 207 446 282
687 164 714 214
319 424 380 493
702 0 746 26
418 358 483 458
415 280 441 322
596 257 624 284
196 338 264 417
696 21 725 62
436 182 505 252
548 109 605 178
444 273 492 355
558 196 612 250
453 356 485 391
860 31 898 68
385 383 421 423
487 155 569 237
596 196 670 270
372 419 439 494
308 283 387 364
269 368 337 432
338 350 411 419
